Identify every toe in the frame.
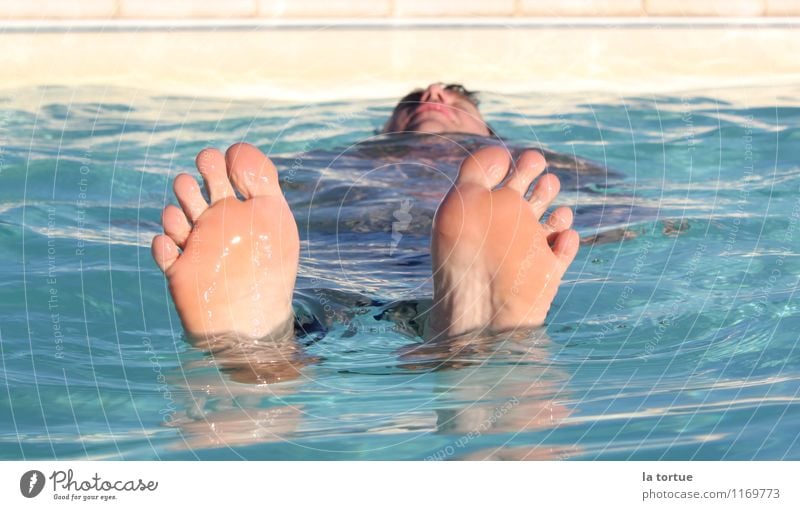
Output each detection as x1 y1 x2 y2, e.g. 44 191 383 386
544 206 573 233
152 234 180 273
506 150 547 196
225 142 280 198
162 204 191 248
196 148 235 204
456 146 512 189
551 229 580 272
545 206 574 246
173 173 208 223
529 173 561 220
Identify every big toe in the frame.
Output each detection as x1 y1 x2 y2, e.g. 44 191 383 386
456 146 512 189
225 143 280 198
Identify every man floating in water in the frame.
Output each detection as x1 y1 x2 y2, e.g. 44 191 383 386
151 83 580 344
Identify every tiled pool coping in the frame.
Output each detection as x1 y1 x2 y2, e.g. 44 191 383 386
3 19 799 101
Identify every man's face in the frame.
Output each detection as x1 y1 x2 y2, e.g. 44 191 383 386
383 83 491 136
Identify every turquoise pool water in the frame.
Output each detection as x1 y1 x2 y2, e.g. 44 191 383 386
1 85 799 460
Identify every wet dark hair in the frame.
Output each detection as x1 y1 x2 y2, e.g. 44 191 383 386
386 83 498 138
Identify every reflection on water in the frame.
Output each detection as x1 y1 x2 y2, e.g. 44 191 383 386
167 326 579 459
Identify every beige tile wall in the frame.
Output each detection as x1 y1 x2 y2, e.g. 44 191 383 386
1 0 799 18
118 0 257 18
393 0 516 17
519 0 646 17
766 0 800 15
0 0 117 19
258 0 391 18
644 0 765 16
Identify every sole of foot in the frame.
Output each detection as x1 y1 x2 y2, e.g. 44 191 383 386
152 143 299 342
429 146 580 339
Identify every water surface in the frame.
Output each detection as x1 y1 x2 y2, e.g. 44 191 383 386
1 85 799 460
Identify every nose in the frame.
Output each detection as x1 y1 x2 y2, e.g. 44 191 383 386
420 83 447 104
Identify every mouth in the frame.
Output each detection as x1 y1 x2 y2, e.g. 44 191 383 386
411 102 457 123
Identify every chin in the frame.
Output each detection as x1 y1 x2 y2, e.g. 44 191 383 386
407 119 452 134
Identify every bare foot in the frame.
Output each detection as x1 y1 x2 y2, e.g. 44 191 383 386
152 143 299 341
429 146 580 338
